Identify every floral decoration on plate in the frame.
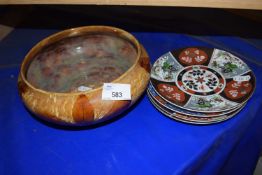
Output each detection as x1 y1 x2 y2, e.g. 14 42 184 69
150 47 255 113
148 83 243 117
147 90 244 124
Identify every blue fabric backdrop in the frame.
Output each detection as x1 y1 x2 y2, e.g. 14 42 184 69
0 6 261 175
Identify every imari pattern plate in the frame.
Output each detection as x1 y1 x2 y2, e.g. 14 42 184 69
147 89 244 124
150 47 256 113
148 83 244 118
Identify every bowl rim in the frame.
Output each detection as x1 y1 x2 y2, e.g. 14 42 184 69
20 25 142 96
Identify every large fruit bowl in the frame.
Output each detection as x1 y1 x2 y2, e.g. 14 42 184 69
18 26 150 126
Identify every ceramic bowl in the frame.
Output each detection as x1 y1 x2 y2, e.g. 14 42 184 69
18 26 150 126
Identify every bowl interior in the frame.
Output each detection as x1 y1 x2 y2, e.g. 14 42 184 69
26 32 138 93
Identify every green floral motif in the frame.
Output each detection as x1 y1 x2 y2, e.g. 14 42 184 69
222 62 238 73
196 98 213 108
214 51 239 73
217 51 229 58
162 61 173 71
212 60 238 73
197 103 212 108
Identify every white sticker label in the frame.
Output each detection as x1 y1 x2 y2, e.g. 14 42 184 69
102 83 131 100
233 75 250 82
77 86 92 92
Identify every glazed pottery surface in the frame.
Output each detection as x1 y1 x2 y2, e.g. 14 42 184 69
150 47 255 113
147 46 255 124
18 26 150 126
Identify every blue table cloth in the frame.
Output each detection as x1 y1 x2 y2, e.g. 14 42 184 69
0 6 262 175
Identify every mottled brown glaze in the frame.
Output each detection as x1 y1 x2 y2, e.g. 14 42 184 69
18 26 150 126
140 45 151 73
26 34 137 93
72 95 94 122
18 77 28 95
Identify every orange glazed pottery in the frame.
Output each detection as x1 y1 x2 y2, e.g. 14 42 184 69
18 26 150 126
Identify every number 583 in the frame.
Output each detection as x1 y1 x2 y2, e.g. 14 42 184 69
112 92 123 98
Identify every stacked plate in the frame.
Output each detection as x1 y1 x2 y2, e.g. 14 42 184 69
147 47 256 124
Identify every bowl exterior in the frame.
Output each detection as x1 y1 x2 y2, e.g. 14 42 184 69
18 26 150 126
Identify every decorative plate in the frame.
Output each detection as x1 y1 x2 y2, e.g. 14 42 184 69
150 47 255 113
148 82 244 117
147 90 244 124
